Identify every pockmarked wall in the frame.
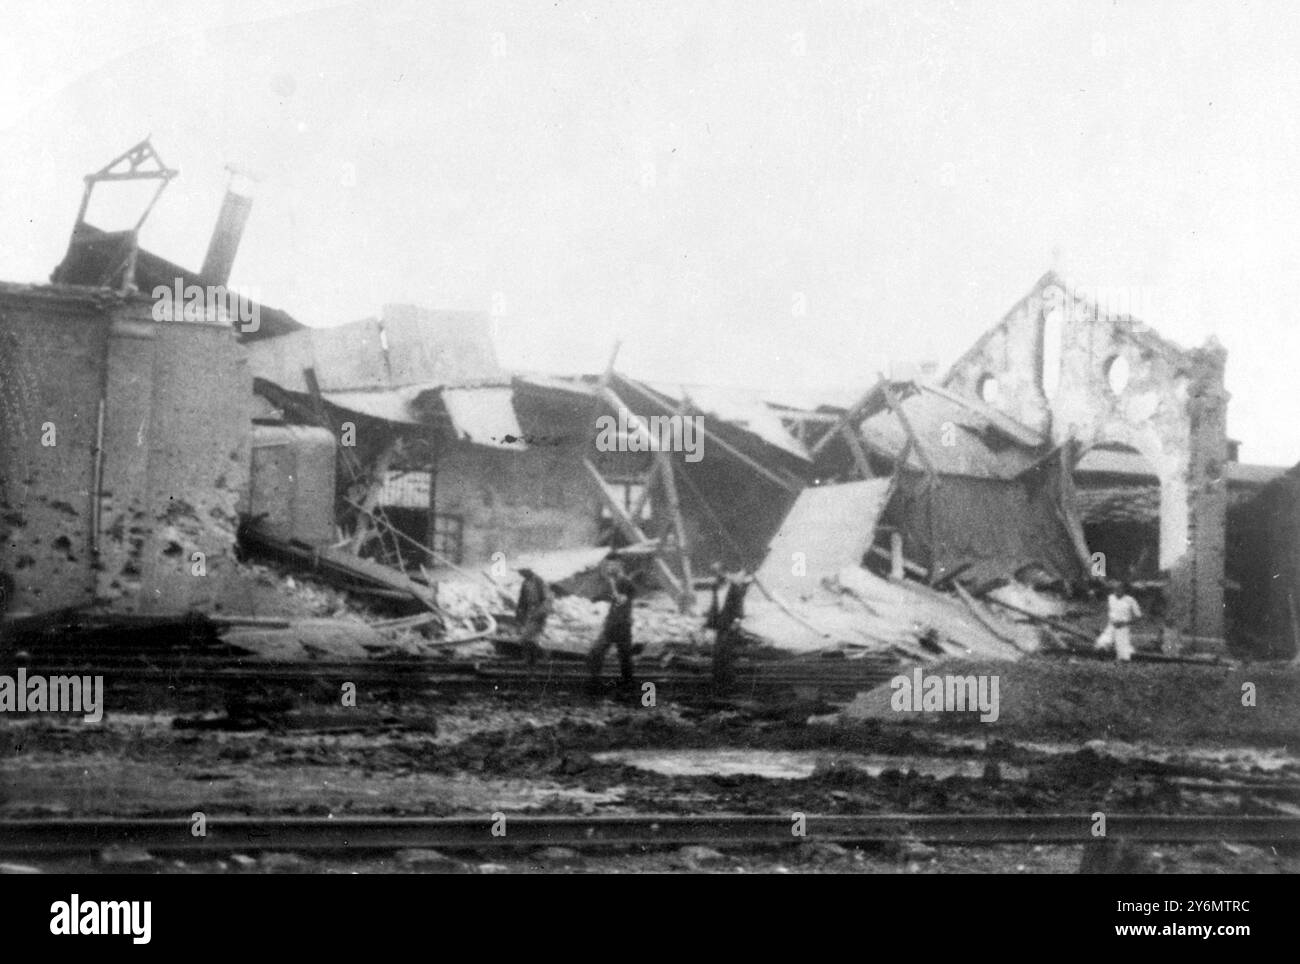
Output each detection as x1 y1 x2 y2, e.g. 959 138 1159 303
0 284 251 616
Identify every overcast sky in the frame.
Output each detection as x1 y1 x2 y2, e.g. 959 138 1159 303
2 0 1297 464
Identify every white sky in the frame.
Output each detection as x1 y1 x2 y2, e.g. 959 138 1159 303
2 0 1297 464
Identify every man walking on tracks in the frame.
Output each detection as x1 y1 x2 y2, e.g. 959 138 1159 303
710 567 753 690
515 568 552 667
587 562 637 693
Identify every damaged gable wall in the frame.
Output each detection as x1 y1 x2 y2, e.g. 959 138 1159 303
0 285 251 616
944 272 1229 648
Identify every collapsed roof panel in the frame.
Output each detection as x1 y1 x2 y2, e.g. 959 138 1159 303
883 469 1088 586
740 480 1032 659
246 305 502 393
318 386 429 425
643 380 813 461
856 385 1045 479
437 386 527 449
755 479 893 599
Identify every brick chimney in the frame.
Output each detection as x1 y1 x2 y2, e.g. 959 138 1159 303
201 169 255 285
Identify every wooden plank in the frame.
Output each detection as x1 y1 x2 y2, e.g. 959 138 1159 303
879 378 937 480
889 531 904 580
1052 446 1093 571
932 560 974 590
919 381 1045 448
841 424 874 479
582 458 684 596
344 497 515 607
867 544 928 580
628 459 660 525
350 439 398 554
1288 592 1299 666
953 582 1026 651
979 594 1093 643
611 379 803 494
810 378 886 458
656 452 695 613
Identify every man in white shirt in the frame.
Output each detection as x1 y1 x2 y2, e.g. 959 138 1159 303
1095 581 1142 662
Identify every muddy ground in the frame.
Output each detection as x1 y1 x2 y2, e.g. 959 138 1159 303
1 656 1298 874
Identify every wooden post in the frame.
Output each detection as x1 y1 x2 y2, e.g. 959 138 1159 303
879 378 937 480
810 378 885 459
656 451 695 613
611 379 802 494
890 531 904 581
628 459 660 525
841 424 873 479
425 432 440 563
349 439 398 554
583 457 684 597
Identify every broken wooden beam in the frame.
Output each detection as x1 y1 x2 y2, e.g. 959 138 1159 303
867 544 928 580
582 457 685 597
978 593 1094 643
611 377 804 494
878 377 938 480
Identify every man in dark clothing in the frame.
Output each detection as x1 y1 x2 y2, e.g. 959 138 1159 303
711 569 753 690
587 568 637 689
515 568 552 667
703 563 727 633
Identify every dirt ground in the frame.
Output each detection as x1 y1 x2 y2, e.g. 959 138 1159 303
2 655 1298 874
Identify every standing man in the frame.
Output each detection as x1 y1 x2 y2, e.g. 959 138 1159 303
587 562 637 692
515 568 552 667
1095 581 1142 662
711 568 753 690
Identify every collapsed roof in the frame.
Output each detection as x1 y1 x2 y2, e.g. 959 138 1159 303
810 375 1089 586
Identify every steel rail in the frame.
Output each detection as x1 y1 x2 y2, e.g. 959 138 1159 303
8 661 897 689
2 814 1297 855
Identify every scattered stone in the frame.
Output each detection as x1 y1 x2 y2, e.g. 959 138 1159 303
883 835 936 862
1079 839 1159 874
677 845 726 867
557 752 593 775
395 848 459 869
800 840 850 862
477 862 510 874
0 862 42 874
99 845 155 866
532 846 583 865
259 851 308 872
229 853 258 869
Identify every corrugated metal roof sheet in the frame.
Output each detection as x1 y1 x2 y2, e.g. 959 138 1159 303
441 386 527 449
320 385 429 425
643 380 812 461
1075 449 1287 487
756 479 893 598
857 387 1043 479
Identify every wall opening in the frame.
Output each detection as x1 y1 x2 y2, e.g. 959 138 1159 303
977 373 1001 406
1104 354 1131 394
1074 442 1163 594
1040 306 1063 398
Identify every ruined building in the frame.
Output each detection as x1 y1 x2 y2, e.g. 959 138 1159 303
943 272 1230 649
1 142 295 617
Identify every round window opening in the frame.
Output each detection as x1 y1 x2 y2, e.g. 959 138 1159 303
1105 355 1131 394
977 373 1001 405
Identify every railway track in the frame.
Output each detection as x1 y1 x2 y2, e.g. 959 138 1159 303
2 813 1297 856
3 655 901 698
